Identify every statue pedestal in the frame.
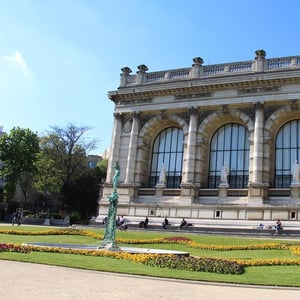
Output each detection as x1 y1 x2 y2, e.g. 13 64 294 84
155 184 165 197
98 241 120 251
290 183 300 198
43 218 50 226
218 184 229 198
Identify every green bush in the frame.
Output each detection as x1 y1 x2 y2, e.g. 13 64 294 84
70 211 82 224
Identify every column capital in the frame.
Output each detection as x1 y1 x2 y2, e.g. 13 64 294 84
131 111 141 119
254 101 264 110
113 112 122 120
188 106 198 115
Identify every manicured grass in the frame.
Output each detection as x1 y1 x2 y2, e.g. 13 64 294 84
1 225 300 286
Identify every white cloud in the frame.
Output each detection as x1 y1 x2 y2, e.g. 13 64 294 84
2 50 32 79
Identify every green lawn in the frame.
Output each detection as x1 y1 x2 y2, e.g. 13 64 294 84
1 225 300 287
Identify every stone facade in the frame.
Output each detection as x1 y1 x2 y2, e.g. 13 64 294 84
99 50 300 221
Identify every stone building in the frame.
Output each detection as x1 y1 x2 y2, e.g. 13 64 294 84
99 50 300 221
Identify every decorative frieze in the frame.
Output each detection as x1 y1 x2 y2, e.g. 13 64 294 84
174 92 213 100
237 86 281 95
116 98 152 106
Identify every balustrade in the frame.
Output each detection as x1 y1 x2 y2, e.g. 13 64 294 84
121 54 300 87
267 58 292 69
169 68 191 79
229 62 253 72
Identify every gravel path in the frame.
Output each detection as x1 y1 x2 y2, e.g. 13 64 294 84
1 260 300 300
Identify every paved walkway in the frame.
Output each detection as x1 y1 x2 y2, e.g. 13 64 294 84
1 260 300 300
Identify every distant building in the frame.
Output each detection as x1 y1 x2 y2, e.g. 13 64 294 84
87 155 101 168
99 50 300 221
101 148 110 161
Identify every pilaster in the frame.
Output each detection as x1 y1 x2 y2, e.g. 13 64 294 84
124 111 140 184
106 113 122 184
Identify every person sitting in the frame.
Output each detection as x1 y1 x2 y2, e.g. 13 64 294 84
139 217 149 229
275 220 282 234
179 218 187 229
162 217 169 229
144 217 149 229
118 216 128 230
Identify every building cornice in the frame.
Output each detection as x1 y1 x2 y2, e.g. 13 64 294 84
109 74 300 102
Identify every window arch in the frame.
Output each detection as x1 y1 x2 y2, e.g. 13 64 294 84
208 123 249 188
274 119 300 187
149 127 184 188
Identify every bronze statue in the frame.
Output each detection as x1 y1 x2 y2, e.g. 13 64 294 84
99 161 120 250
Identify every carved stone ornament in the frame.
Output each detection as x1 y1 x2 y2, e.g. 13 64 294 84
222 105 230 115
121 67 132 74
131 111 140 119
255 49 266 60
188 106 198 115
160 110 167 120
254 101 264 110
192 57 204 66
237 86 281 95
123 119 132 133
174 92 212 100
113 112 122 120
137 64 148 72
290 99 299 111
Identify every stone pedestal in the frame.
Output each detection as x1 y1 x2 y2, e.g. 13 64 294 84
218 184 229 198
248 183 267 205
290 183 300 198
43 218 50 226
155 184 165 197
180 183 199 204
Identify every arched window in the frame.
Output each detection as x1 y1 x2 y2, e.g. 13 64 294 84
208 123 249 188
149 127 184 188
275 120 300 187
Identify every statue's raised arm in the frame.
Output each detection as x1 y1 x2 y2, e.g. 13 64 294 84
112 161 120 192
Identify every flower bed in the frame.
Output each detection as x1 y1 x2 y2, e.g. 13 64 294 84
1 228 300 272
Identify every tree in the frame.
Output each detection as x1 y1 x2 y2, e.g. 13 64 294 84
97 158 108 178
40 124 97 208
67 166 102 222
33 151 61 196
0 127 40 205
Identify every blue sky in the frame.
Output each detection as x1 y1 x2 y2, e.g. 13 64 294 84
1 0 300 155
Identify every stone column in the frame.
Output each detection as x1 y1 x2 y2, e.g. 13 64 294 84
183 107 198 183
106 113 122 184
124 111 140 184
252 102 264 184
181 107 199 203
248 102 266 204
